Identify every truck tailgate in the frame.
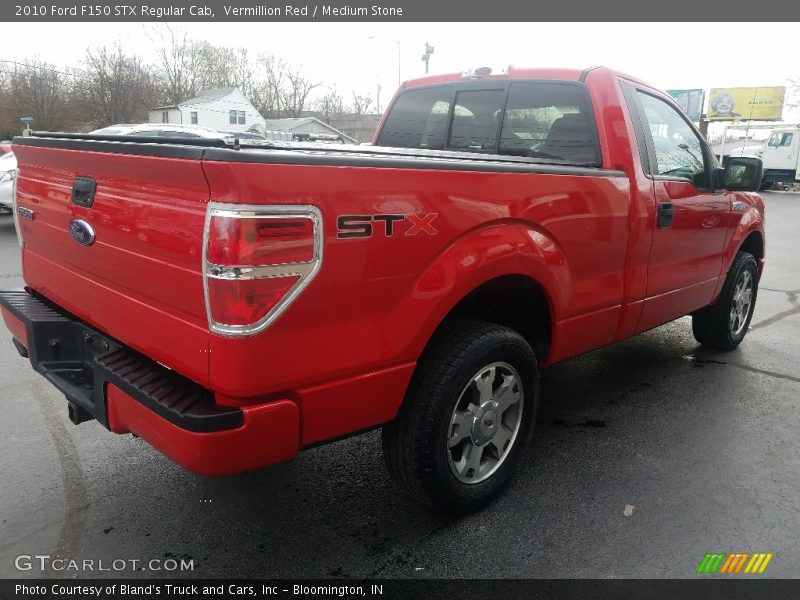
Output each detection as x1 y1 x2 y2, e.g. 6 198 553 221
13 141 211 386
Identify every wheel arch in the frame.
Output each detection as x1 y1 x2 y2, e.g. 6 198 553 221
423 274 554 364
394 221 569 369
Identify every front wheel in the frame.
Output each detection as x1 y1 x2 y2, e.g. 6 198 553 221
692 251 759 350
382 320 539 514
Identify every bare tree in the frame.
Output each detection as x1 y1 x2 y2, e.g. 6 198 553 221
79 45 159 127
280 67 320 117
251 54 320 118
315 89 345 124
229 48 256 98
152 25 208 104
0 62 18 136
334 92 375 140
7 59 74 131
251 53 286 117
787 79 800 110
350 92 374 117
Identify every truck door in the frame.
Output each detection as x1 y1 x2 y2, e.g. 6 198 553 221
623 84 731 331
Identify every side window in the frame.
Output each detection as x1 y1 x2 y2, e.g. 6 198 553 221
499 82 600 165
375 86 453 150
636 91 709 188
448 89 505 152
768 132 793 147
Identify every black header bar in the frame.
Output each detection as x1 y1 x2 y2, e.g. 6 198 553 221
2 0 798 22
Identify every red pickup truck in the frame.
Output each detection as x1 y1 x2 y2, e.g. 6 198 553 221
1 67 765 513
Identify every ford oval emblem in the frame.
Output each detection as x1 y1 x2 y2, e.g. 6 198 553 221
68 219 96 246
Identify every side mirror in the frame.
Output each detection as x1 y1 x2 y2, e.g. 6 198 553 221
723 156 764 192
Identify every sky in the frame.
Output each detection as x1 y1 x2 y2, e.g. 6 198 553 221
4 21 799 124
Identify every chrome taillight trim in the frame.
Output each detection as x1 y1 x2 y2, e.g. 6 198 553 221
206 262 315 280
202 202 323 337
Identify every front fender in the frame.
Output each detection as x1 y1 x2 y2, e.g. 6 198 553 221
386 221 571 361
725 194 765 272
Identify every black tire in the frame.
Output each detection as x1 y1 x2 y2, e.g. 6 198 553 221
692 251 759 350
382 319 539 514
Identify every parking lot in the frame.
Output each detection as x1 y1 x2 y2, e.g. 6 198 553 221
0 191 798 579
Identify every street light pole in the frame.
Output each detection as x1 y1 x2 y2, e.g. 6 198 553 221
421 42 435 75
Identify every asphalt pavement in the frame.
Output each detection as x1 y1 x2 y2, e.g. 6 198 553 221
0 193 798 579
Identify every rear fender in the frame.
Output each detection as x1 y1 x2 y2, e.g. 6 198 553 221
388 221 569 361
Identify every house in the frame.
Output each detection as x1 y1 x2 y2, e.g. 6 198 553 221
260 117 358 144
149 87 265 132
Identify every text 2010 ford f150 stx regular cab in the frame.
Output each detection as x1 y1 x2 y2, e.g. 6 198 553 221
1 67 765 513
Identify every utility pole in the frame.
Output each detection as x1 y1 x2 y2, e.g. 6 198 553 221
421 42 435 75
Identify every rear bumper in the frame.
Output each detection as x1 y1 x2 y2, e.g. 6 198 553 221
0 288 299 475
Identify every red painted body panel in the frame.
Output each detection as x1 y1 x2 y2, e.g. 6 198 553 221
201 159 631 397
297 362 416 446
6 67 767 476
13 145 211 385
106 385 299 476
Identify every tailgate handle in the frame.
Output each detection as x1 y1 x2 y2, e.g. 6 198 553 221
72 177 96 208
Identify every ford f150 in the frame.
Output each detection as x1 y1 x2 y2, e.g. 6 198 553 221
0 66 765 513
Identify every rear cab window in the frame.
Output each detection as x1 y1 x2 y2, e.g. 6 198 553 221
376 80 601 166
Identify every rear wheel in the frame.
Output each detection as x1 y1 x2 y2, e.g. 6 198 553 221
692 251 759 350
382 320 539 514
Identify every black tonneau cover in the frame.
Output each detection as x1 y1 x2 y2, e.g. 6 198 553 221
14 132 622 177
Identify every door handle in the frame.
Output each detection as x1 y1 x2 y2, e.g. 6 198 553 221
657 202 674 228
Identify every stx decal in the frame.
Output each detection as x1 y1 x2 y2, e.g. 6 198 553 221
337 213 438 239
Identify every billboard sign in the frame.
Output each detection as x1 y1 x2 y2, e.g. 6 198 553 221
667 89 705 121
707 87 785 121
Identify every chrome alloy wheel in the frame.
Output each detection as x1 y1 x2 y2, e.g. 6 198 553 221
447 362 524 484
730 270 754 336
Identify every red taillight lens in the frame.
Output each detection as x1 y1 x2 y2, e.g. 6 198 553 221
204 205 322 335
207 276 300 326
207 216 315 266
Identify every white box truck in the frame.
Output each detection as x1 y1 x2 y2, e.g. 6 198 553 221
760 127 800 189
